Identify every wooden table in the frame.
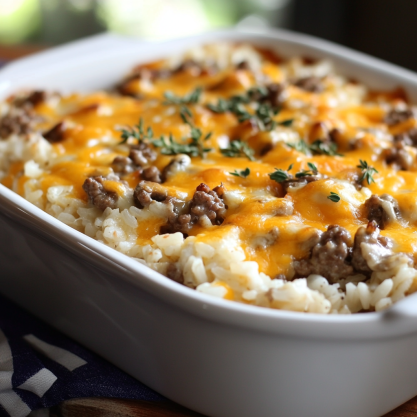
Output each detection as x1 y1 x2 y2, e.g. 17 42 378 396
1 43 417 417
49 396 417 416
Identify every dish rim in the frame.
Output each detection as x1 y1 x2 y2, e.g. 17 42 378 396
2 27 417 338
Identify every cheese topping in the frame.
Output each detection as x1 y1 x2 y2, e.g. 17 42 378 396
2 43 417 314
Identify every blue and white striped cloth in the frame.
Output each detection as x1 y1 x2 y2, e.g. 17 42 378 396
0 293 165 417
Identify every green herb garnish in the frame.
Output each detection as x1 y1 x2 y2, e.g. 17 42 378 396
309 139 343 156
163 87 202 105
207 87 287 132
279 119 294 127
327 192 341 203
357 159 378 185
119 118 154 144
286 139 342 156
151 133 211 157
295 162 318 178
268 164 293 183
220 140 255 161
287 140 310 155
230 167 251 178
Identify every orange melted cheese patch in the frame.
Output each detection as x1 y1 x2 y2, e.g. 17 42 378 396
2 47 417 280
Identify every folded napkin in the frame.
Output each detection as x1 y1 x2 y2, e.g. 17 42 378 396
0 293 165 417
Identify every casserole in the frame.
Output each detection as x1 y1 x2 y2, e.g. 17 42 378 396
2 29 417 416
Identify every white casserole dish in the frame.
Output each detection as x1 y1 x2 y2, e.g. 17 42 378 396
2 29 417 417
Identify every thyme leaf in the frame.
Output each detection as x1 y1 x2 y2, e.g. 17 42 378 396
295 162 318 178
327 191 341 203
357 159 378 185
119 118 154 144
286 139 343 156
163 87 202 105
309 140 343 156
207 87 285 132
230 167 251 178
268 164 293 183
286 140 310 155
220 140 255 161
151 133 211 157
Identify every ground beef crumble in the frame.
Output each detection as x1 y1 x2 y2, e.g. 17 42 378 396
133 181 167 208
294 221 409 282
350 221 392 275
0 106 37 139
112 142 158 178
382 141 414 170
293 225 354 284
293 76 323 93
384 109 414 126
161 183 227 235
280 172 324 193
393 128 417 147
133 181 227 235
364 194 400 229
43 121 66 143
82 176 119 211
14 91 46 109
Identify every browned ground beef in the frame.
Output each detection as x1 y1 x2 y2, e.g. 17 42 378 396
364 194 400 229
14 91 46 108
43 121 66 143
161 154 191 182
141 166 162 183
248 83 286 107
82 176 118 211
133 181 168 208
382 142 414 170
129 143 157 166
117 67 171 97
190 183 226 225
393 128 417 147
293 225 354 283
384 109 414 126
160 183 227 235
112 156 135 175
112 143 157 177
351 221 392 274
0 107 36 139
281 174 322 193
293 76 323 93
294 221 406 281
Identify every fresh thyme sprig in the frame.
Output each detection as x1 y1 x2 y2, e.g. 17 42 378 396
327 191 341 203
357 159 378 185
230 167 251 178
173 106 212 158
269 163 320 183
119 118 154 144
151 133 210 157
309 140 343 156
286 139 342 156
268 164 293 183
207 87 291 132
295 162 318 178
286 140 310 155
220 140 255 161
163 87 202 105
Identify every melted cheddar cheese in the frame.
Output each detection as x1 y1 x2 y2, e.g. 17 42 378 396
2 43 417 314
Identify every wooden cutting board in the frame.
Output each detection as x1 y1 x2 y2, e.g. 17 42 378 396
51 395 417 416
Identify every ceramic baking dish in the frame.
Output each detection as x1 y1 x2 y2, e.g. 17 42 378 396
2 29 417 417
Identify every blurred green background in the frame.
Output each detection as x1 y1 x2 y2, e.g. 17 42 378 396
0 0 293 44
1 0 417 73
